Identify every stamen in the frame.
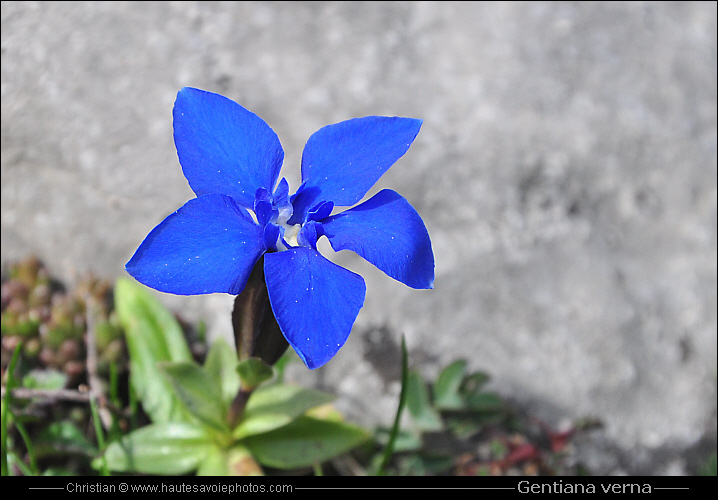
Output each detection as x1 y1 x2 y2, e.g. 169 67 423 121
283 223 302 248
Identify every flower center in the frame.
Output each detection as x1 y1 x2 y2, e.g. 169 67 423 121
254 177 331 252
276 221 302 251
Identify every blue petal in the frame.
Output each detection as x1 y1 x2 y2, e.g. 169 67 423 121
306 200 334 223
262 223 280 251
273 178 293 222
173 87 284 208
264 248 366 369
254 187 275 226
126 194 265 295
322 189 434 289
272 177 291 207
293 116 422 218
297 220 324 249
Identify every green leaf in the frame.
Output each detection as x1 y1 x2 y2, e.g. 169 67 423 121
236 358 274 389
35 420 97 457
22 369 68 391
203 338 240 407
406 370 443 432
98 422 213 475
195 445 226 476
7 450 33 476
433 360 467 410
2 343 22 477
233 384 334 439
465 391 504 412
374 427 423 453
196 444 263 476
114 278 193 423
460 371 491 396
42 468 75 476
446 411 506 439
244 416 369 469
160 361 228 432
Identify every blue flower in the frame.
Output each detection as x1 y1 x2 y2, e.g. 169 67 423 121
126 87 434 369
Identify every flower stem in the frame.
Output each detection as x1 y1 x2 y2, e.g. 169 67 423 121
227 254 288 428
231 254 288 364
227 387 253 430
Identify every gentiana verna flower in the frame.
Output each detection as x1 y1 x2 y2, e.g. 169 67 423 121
126 87 434 369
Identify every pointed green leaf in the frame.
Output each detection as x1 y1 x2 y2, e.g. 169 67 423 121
465 391 504 412
160 361 228 432
196 444 263 476
236 358 274 389
195 445 227 476
244 416 369 469
234 413 294 441
114 278 193 423
406 370 443 431
460 371 491 396
233 384 334 439
98 422 213 475
433 360 467 410
203 338 241 407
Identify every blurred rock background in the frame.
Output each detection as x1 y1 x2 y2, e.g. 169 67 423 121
2 1 715 475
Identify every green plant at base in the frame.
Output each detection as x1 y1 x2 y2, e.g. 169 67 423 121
2 258 128 476
373 359 510 475
373 358 599 476
95 278 369 475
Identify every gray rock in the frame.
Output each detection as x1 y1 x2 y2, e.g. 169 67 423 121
2 1 715 475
